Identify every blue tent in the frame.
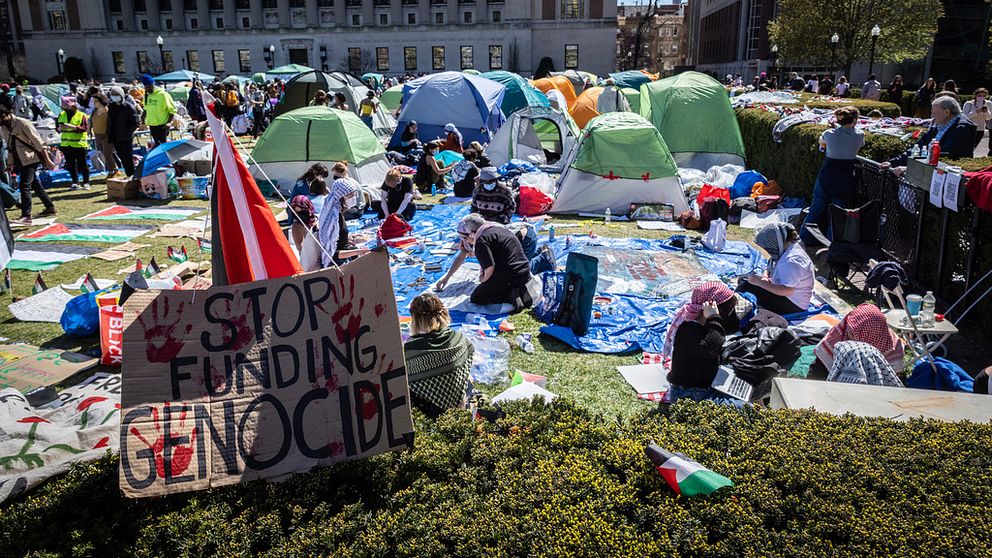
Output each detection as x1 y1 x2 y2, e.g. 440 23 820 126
155 69 216 83
482 71 549 116
609 70 653 91
389 71 506 150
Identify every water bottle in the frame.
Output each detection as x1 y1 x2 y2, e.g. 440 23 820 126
514 333 535 354
430 183 436 196
920 144 929 161
604 207 611 223
548 225 556 243
910 144 920 159
921 291 936 328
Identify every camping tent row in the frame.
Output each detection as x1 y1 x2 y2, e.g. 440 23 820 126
274 70 397 140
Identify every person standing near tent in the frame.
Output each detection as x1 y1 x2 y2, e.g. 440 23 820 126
442 123 464 153
359 91 378 129
248 83 266 138
11 86 30 120
89 93 118 177
316 162 363 268
740 223 815 315
332 93 349 111
800 106 864 244
0 106 57 226
436 213 533 310
187 80 206 123
378 168 416 221
309 90 328 107
106 86 138 177
57 96 91 191
471 167 515 224
142 74 175 147
414 141 454 192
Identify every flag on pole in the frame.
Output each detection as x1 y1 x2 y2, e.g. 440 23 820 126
79 273 100 293
167 245 188 263
143 257 162 278
645 441 733 497
204 92 301 285
32 272 47 295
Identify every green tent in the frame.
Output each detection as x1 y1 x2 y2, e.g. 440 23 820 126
621 87 640 114
482 70 549 116
167 85 191 102
380 84 403 112
267 63 314 76
638 71 745 168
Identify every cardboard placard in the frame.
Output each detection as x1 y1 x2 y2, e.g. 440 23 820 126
118 250 413 498
0 344 99 393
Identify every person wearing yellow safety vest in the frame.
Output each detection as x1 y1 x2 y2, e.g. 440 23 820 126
141 74 176 147
57 95 91 190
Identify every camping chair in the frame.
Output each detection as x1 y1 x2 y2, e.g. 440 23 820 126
804 200 887 291
866 261 939 371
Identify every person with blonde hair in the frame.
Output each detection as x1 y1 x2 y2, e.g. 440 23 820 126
378 167 416 220
403 293 474 417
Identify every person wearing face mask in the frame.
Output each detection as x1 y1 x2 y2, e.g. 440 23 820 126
0 106 58 226
883 96 976 175
106 86 139 177
57 96 90 190
470 167 515 224
435 213 533 310
963 88 991 148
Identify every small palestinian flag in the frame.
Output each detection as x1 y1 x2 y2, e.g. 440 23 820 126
167 245 188 263
197 238 212 253
79 273 100 293
32 272 47 295
645 441 733 497
143 257 162 278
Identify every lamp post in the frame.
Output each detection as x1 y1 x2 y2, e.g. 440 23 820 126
830 33 839 75
320 45 327 71
156 35 165 72
266 44 276 69
56 48 65 80
770 44 780 89
867 25 881 79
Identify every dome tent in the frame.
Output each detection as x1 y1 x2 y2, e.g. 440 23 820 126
389 71 505 150
482 71 549 116
532 76 577 110
608 70 654 91
569 86 632 130
275 70 396 139
249 106 391 194
639 71 746 169
552 112 689 216
380 84 404 112
487 106 580 172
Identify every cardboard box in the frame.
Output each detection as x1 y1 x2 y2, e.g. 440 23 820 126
192 159 213 176
106 177 140 200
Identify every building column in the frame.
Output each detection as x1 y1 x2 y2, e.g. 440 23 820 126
278 0 290 26
251 0 263 28
121 0 136 31
224 0 236 28
172 0 187 30
147 0 161 30
362 0 373 28
197 0 210 29
334 0 346 26
306 0 319 26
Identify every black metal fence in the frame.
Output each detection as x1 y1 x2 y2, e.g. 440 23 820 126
853 158 992 328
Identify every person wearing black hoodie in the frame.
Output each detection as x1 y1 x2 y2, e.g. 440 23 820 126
106 86 139 177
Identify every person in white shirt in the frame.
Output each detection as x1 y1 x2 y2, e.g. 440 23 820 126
739 223 815 315
806 74 820 94
835 76 850 97
861 74 882 101
962 87 991 148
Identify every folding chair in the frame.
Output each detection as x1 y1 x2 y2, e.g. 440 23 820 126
866 261 939 371
804 200 887 290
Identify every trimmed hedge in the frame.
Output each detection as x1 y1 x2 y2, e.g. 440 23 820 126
3 400 992 557
735 108 910 200
884 91 975 118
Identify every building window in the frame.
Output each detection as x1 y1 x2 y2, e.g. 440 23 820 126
376 47 389 71
348 47 362 73
134 0 147 11
562 0 582 18
352 14 361 25
492 10 501 22
463 11 472 23
672 44 678 54
161 0 172 11
564 44 578 68
239 49 251 73
165 18 174 30
113 51 126 74
460 46 473 69
140 18 149 30
188 50 200 71
407 12 416 23
163 51 175 72
212 50 225 73
488 44 502 69
137 51 150 73
263 0 278 7
215 17 224 28
190 17 199 29
318 0 334 5
210 0 223 8
236 0 251 8
109 0 122 12
404 46 417 70
432 46 445 70
290 0 306 6
435 12 444 24
379 13 388 25
116 19 124 30
49 11 67 31
184 0 197 10
672 27 678 36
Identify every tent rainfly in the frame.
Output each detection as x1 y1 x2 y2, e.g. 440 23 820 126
487 106 580 172
274 70 396 139
569 86 632 130
482 71 550 116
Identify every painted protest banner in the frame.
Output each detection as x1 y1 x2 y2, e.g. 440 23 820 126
118 250 413 497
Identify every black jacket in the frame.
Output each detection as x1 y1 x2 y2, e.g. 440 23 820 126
106 102 139 144
888 116 976 167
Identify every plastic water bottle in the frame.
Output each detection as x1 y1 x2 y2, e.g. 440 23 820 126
430 183 436 196
920 144 929 162
604 207 611 223
910 144 920 159
514 333 535 354
548 225 556 243
921 291 936 328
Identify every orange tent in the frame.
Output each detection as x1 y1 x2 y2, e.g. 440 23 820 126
570 87 605 129
532 76 577 110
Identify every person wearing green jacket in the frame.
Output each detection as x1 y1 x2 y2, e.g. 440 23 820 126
141 74 175 147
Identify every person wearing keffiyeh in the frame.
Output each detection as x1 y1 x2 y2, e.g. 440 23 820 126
827 341 903 387
810 303 905 379
739 222 815 315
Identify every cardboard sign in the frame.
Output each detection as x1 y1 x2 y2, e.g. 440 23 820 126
0 344 99 393
118 250 413 498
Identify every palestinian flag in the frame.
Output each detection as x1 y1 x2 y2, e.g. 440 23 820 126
82 205 204 221
167 245 188 263
7 243 102 271
79 273 100 293
19 223 156 243
197 238 212 253
645 441 733 497
144 257 162 278
32 272 47 295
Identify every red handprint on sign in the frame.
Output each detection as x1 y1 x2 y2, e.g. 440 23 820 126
219 297 260 351
129 404 199 481
138 298 193 363
329 275 366 344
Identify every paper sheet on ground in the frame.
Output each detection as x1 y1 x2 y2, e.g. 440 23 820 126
739 208 803 228
636 220 685 231
0 373 120 504
0 344 99 392
8 287 74 323
7 218 55 230
617 363 671 394
428 262 542 314
150 219 209 238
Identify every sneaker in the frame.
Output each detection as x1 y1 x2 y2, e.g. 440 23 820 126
81 183 92 190
10 216 32 227
69 183 80 191
36 207 57 217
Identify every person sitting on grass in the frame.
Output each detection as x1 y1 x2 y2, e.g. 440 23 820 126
413 141 454 193
451 148 481 198
826 341 903 387
290 176 327 253
739 223 814 316
809 303 905 380
471 167 516 225
377 167 416 221
403 293 475 418
664 282 745 408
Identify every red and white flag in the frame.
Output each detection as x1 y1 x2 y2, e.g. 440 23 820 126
204 93 301 285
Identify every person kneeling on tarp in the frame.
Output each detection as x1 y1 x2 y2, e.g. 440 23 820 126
404 293 475 418
663 282 745 408
435 213 534 311
739 223 814 316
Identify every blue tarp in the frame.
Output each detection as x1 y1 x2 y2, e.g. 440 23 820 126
609 70 653 91
482 71 550 116
390 72 506 150
155 69 215 83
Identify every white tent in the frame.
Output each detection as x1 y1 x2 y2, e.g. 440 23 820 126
325 71 397 140
551 112 690 216
487 106 580 172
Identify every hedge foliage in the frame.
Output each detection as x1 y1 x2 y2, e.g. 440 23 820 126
735 108 910 199
3 400 992 558
884 91 975 118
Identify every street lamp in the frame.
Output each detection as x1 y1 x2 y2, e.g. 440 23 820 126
830 33 839 75
266 44 276 69
56 49 65 80
770 44 780 89
320 45 327 71
156 35 165 72
868 25 881 79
